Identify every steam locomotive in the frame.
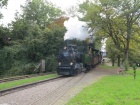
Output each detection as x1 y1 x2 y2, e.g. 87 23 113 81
57 40 102 76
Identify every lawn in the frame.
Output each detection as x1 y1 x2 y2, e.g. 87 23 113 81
67 67 140 105
0 74 59 91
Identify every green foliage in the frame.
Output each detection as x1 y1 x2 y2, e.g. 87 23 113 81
0 0 66 77
106 38 122 66
11 19 29 40
5 20 65 76
0 0 8 19
22 63 37 75
0 44 31 76
79 0 140 70
0 47 15 75
0 0 8 8
0 26 11 48
7 66 23 76
22 0 63 29
123 60 129 71
128 39 140 64
43 25 65 55
45 54 58 72
6 61 40 76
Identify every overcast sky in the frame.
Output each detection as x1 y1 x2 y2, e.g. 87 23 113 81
0 0 85 25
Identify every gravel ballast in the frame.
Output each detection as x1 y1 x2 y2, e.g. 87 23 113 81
0 66 118 105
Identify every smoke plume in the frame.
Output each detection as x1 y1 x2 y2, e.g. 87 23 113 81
64 17 89 41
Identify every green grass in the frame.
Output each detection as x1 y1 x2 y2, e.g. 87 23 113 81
0 74 59 91
67 70 140 105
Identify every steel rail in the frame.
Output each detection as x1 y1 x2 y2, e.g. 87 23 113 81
0 76 63 97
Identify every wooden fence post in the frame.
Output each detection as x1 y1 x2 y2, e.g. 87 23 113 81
40 59 45 73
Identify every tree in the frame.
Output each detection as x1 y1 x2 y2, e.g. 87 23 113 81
65 6 79 17
11 18 29 40
0 0 67 76
43 24 66 56
0 26 11 48
21 0 63 29
106 38 120 66
118 0 140 70
0 0 9 48
128 33 140 64
0 47 15 75
0 0 8 19
79 0 140 70
11 0 66 61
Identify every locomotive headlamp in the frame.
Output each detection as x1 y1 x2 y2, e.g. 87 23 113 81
70 62 73 65
59 62 61 65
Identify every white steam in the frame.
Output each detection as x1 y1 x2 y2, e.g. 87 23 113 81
64 17 89 41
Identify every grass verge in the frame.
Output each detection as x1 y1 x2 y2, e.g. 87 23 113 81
0 74 59 91
67 69 140 105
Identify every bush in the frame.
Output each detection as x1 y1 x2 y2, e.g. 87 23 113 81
0 47 15 75
45 54 58 72
22 63 37 75
6 62 38 76
7 67 23 76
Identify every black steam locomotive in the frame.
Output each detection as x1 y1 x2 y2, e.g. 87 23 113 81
57 40 102 76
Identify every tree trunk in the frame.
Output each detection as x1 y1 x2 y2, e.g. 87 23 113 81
124 18 131 71
117 55 120 67
112 59 115 66
124 50 129 71
124 25 131 71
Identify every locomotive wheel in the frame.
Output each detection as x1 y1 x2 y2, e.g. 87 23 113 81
75 69 78 75
72 69 78 76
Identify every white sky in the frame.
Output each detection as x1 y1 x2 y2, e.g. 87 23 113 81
0 0 85 25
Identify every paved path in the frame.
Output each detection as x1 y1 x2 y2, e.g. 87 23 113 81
52 65 118 105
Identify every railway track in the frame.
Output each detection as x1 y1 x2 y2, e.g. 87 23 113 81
30 72 86 105
0 66 115 105
0 75 63 96
0 73 55 83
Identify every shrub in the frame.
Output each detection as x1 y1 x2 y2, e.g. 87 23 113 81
45 54 58 72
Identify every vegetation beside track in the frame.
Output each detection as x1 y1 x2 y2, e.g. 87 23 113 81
0 74 59 91
67 66 140 105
